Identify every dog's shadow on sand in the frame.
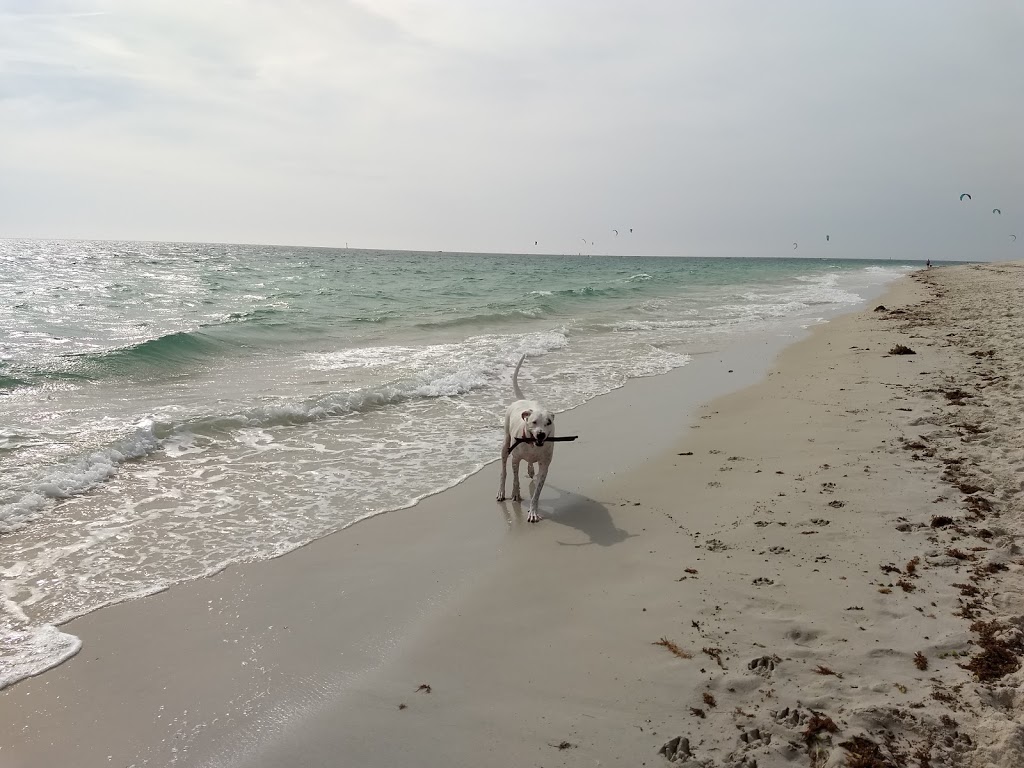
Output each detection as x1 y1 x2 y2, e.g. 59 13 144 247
502 485 635 547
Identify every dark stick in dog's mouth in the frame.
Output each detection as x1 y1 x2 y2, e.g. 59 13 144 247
510 435 579 450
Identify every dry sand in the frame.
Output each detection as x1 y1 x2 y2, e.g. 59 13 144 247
2 262 1023 768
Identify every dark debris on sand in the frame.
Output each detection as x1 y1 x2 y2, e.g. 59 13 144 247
961 620 1023 682
839 735 899 768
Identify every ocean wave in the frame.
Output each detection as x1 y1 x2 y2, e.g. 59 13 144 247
413 283 630 328
1 330 241 390
612 318 706 332
0 373 29 391
0 431 34 453
65 330 232 376
352 315 393 324
0 392 409 532
862 264 914 278
0 367 93 392
414 309 543 330
715 300 817 320
0 333 570 532
219 306 289 325
751 273 863 308
626 273 652 282
553 285 618 297
0 420 163 533
308 331 569 373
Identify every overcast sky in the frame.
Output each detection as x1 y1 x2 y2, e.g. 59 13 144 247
1 1 1021 259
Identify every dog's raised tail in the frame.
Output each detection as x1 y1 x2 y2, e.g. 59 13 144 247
512 354 526 400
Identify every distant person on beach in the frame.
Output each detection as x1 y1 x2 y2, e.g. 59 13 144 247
926 259 932 268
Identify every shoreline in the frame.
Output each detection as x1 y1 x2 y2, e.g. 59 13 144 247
0 287 875 694
3 264 1023 767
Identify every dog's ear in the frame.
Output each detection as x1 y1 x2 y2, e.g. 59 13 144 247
520 409 533 423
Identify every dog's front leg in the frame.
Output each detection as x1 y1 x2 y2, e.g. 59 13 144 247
496 440 510 501
527 462 549 523
510 456 523 502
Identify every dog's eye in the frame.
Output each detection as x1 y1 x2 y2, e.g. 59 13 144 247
546 419 552 426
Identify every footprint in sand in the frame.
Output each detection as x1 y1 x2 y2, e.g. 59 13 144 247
752 577 775 586
658 736 695 762
705 539 730 552
724 754 759 768
727 729 772 768
810 518 831 526
738 727 771 746
771 706 809 729
748 654 782 677
768 545 790 554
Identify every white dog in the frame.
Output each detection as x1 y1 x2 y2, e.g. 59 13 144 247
496 355 556 522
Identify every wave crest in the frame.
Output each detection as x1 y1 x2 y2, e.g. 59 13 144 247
0 332 570 531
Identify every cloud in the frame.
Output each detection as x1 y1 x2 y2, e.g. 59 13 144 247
1 0 1021 258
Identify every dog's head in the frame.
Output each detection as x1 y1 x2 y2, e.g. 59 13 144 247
519 408 555 446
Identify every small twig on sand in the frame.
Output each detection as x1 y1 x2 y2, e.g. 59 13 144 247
814 665 844 680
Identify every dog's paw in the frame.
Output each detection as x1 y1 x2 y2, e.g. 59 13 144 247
496 492 506 502
527 510 541 523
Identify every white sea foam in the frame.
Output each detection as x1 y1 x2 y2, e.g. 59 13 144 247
0 623 81 690
308 347 417 369
613 318 705 332
306 330 569 376
0 331 572 533
0 420 162 533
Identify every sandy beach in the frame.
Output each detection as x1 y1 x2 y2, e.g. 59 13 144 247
3 262 1023 768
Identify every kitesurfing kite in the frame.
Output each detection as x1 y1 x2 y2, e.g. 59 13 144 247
1012 235 1018 242
960 193 971 201
993 208 1001 214
826 235 830 242
793 242 798 250
613 229 619 236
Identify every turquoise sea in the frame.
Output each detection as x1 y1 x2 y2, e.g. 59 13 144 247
0 238 919 687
